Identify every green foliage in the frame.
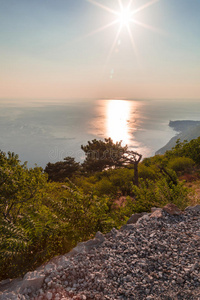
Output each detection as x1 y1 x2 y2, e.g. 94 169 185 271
0 214 49 278
93 168 134 196
73 174 98 194
0 151 50 278
166 137 200 165
94 177 114 196
142 154 167 168
0 151 47 223
168 156 195 173
75 166 153 197
138 164 158 181
0 152 128 279
81 138 128 172
131 179 159 212
155 177 190 209
44 156 80 182
132 170 190 213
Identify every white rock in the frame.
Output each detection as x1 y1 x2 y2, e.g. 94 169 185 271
20 271 45 294
45 277 51 284
44 263 56 274
46 291 53 300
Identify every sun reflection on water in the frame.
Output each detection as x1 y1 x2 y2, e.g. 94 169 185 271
106 100 131 145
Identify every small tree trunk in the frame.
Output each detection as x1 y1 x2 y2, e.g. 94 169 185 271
134 162 139 186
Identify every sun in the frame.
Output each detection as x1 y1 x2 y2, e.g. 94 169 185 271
118 7 133 27
85 0 161 60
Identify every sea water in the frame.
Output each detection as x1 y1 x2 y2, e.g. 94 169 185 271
0 98 200 167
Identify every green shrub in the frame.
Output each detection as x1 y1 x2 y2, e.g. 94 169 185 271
132 179 158 212
94 177 114 196
132 173 191 213
93 168 135 196
168 156 194 173
108 169 134 196
73 176 95 194
0 175 127 280
138 164 158 181
165 137 200 165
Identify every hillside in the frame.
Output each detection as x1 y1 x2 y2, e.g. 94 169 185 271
0 203 199 300
156 120 200 155
1 136 200 299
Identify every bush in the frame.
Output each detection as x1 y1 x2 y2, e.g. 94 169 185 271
0 151 49 279
0 173 128 279
168 156 194 173
95 177 114 196
132 171 191 213
138 164 158 181
93 168 135 196
165 137 200 165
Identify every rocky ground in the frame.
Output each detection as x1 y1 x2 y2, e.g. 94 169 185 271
0 204 200 300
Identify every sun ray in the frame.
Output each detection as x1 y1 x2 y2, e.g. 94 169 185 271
132 0 160 15
126 24 139 60
83 0 162 68
82 20 119 40
106 25 122 65
86 0 118 16
132 19 165 35
127 0 134 10
118 0 124 10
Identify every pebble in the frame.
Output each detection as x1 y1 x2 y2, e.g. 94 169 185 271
46 291 53 300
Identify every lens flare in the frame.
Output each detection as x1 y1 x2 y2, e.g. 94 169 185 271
85 0 162 63
118 8 133 26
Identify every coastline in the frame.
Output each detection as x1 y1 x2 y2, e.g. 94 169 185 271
156 120 200 155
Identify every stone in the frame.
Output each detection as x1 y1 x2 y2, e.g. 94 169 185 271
44 263 56 275
0 279 12 286
150 209 164 219
0 292 19 300
127 212 147 224
20 271 45 294
109 228 119 237
163 203 182 215
119 224 135 232
84 239 101 251
151 207 161 213
185 204 200 213
136 214 150 223
46 291 53 300
95 231 105 242
67 242 86 257
67 232 105 257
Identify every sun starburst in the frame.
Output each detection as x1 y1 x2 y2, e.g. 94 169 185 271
85 0 161 63
118 7 133 26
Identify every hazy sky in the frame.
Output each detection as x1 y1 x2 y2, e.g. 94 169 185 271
0 0 200 100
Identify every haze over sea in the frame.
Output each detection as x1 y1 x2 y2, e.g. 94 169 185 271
1 98 200 168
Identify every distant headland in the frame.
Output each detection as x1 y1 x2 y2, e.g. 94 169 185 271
156 120 200 155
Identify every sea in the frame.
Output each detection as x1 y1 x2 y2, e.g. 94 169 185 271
0 98 200 168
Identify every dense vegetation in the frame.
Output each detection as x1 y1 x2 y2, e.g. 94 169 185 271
1 137 200 280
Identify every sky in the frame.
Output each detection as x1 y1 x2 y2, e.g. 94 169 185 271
0 0 200 100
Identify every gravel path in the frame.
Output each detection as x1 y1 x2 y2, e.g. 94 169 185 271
1 204 200 300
